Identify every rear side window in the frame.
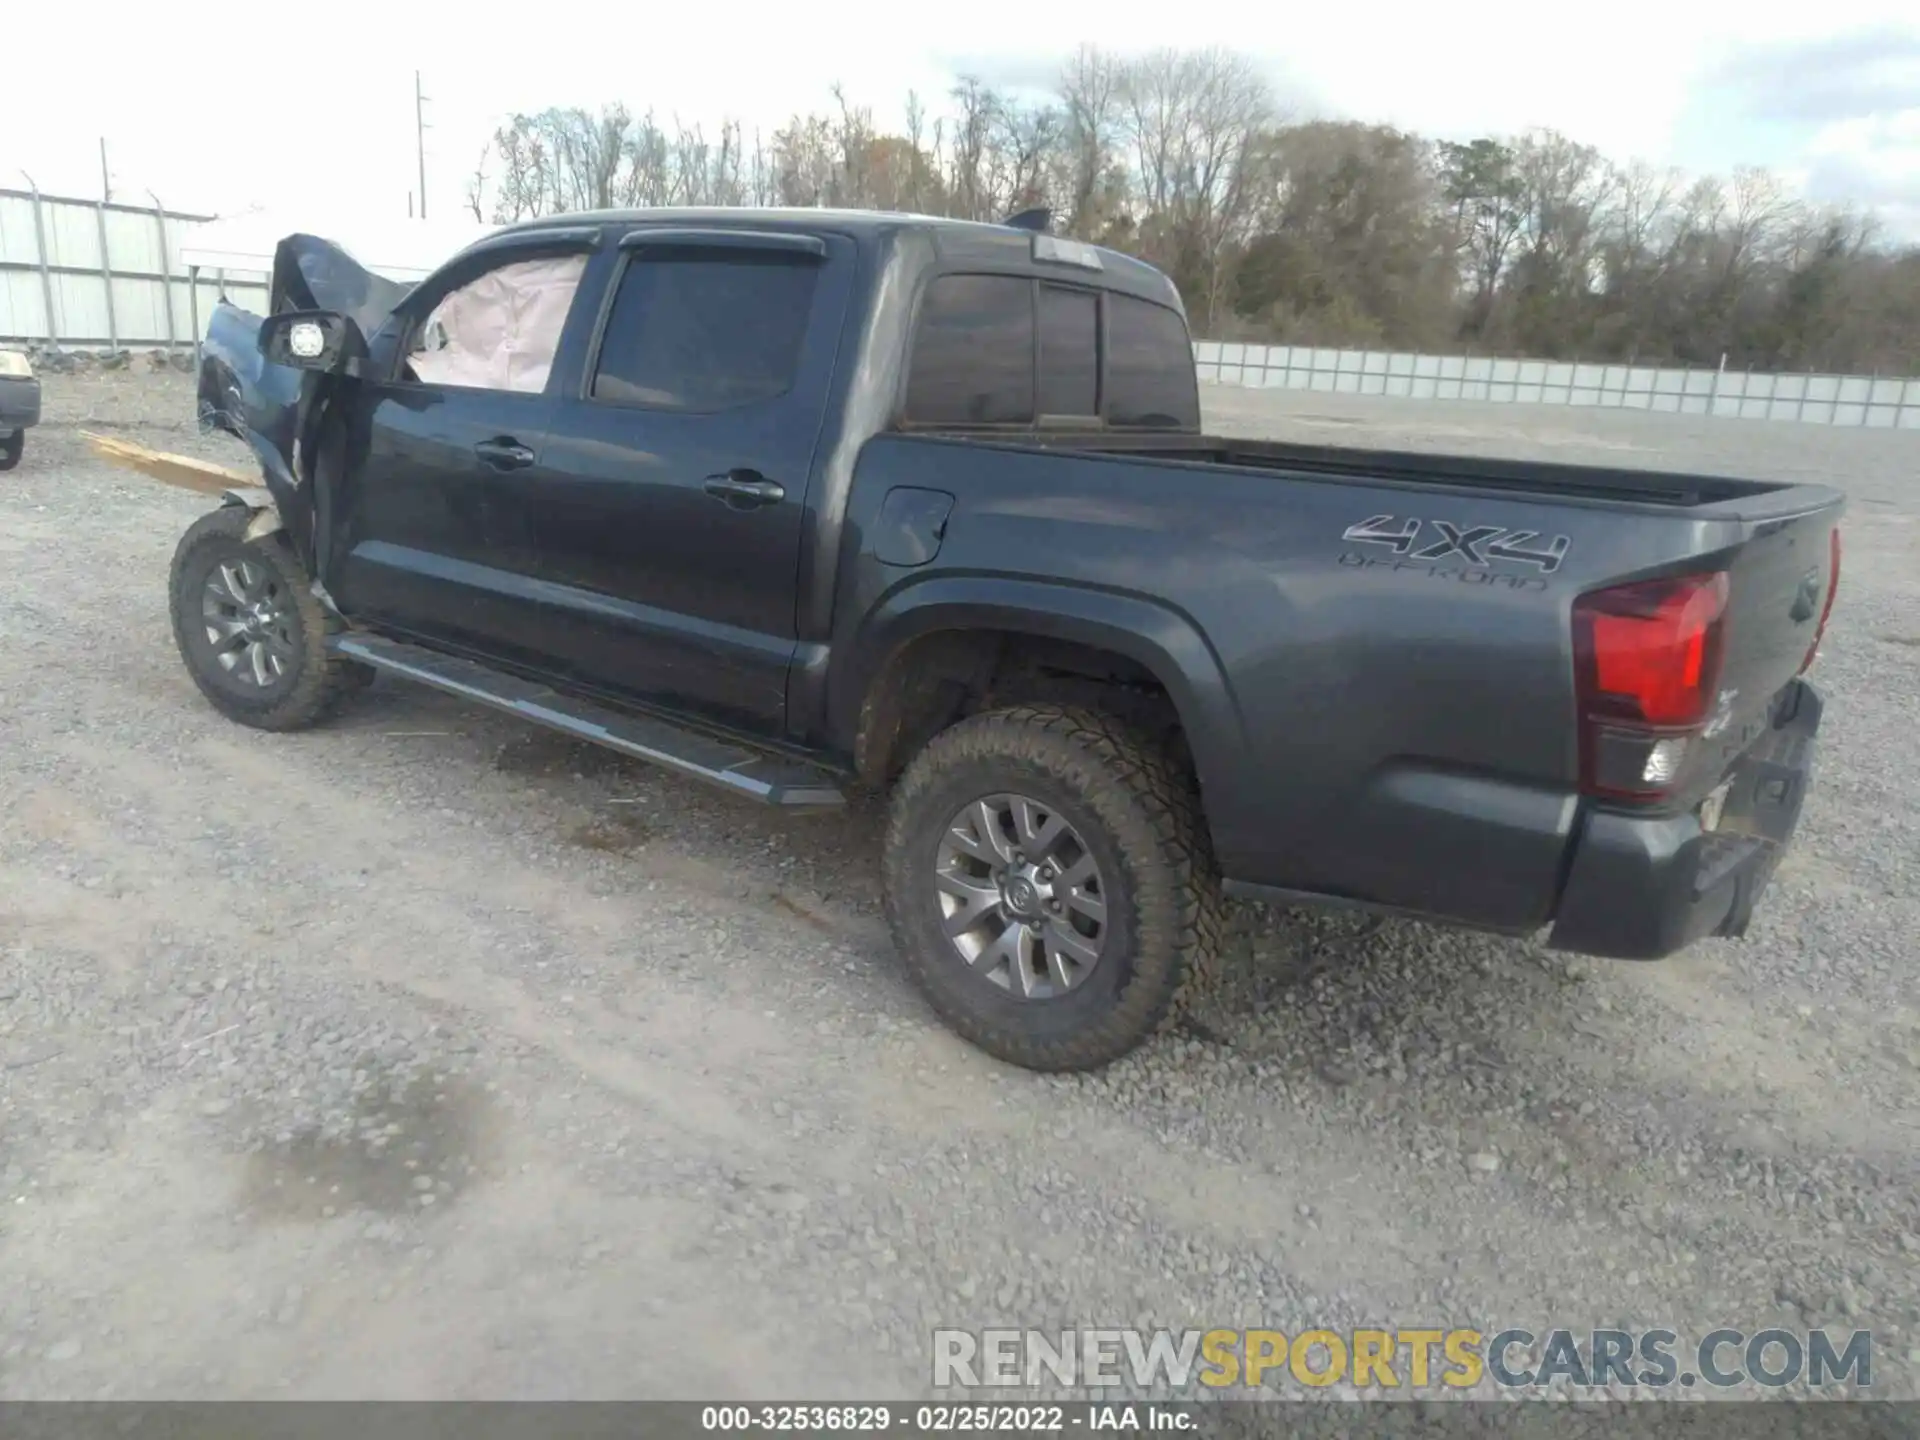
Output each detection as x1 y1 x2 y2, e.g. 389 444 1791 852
905 277 1102 424
1038 284 1098 417
906 274 1195 429
591 250 819 411
1105 295 1200 429
904 275 1033 425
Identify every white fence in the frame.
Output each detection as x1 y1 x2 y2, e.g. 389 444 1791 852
0 187 268 351
1195 341 1920 430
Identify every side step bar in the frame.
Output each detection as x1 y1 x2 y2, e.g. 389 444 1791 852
329 634 846 808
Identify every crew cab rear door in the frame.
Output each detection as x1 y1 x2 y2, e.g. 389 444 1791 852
525 227 856 735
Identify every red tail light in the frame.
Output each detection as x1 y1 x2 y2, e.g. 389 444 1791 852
1577 573 1730 725
1800 526 1841 674
1573 572 1730 799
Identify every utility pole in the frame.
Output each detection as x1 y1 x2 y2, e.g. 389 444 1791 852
414 70 430 219
100 138 111 202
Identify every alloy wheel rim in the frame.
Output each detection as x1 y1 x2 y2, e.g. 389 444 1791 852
200 558 295 689
932 792 1109 999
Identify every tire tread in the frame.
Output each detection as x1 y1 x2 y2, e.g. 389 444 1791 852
882 703 1226 1071
168 506 366 731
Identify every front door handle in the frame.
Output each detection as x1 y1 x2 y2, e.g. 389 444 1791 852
475 437 536 471
703 469 786 509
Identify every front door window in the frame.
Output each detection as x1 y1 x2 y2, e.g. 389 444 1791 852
405 254 588 394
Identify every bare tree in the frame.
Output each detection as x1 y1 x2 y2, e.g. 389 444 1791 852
464 145 490 224
1438 137 1525 334
1057 45 1124 239
945 77 999 221
1606 159 1681 277
461 50 1920 373
769 113 837 208
903 92 932 214
489 120 551 221
1117 47 1274 332
1492 130 1611 353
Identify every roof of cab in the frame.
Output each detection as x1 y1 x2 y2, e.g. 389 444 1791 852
496 204 948 237
489 207 1186 314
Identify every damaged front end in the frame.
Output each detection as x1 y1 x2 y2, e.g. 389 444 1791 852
270 232 416 337
99 233 420 595
231 237 416 568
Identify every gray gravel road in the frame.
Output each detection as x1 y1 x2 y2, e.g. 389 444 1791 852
0 371 1915 1402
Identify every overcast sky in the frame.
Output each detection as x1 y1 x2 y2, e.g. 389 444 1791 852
9 0 1919 236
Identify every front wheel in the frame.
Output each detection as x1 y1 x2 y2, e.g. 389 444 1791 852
168 506 369 730
0 429 21 471
882 704 1226 1071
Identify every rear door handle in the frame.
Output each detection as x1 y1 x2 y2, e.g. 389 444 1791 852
703 469 786 509
475 437 536 471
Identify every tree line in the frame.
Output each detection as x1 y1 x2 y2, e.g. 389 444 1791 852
465 46 1920 375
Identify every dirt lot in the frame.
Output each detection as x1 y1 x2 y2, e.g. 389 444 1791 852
0 371 1916 1401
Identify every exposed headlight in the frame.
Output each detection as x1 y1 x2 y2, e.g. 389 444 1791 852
288 322 326 360
0 351 33 379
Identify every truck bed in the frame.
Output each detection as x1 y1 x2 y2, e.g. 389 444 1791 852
841 421 1843 949
972 429 1815 511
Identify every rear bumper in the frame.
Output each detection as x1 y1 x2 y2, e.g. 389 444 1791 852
1547 679 1821 960
0 376 41 431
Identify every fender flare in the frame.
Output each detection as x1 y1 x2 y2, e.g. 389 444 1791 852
835 573 1250 797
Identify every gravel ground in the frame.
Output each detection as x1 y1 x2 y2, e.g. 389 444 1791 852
0 371 1915 1403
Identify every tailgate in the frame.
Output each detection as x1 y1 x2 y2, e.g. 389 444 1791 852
1706 497 1843 766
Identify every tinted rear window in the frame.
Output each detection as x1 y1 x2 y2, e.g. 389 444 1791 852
904 275 1033 425
1038 284 1098 417
1106 295 1199 429
905 274 1196 429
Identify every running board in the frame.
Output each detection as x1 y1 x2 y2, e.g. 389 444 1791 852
329 634 846 808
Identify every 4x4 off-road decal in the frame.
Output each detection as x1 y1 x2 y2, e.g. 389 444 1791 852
1341 515 1571 574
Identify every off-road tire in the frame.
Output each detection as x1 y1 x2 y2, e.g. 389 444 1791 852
882 704 1226 1071
168 506 369 731
0 430 22 471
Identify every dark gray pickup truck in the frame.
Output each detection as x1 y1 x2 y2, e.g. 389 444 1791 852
169 209 1845 1070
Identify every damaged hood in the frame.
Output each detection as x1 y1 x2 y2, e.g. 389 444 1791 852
268 233 420 336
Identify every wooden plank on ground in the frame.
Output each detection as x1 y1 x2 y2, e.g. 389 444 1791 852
82 432 257 496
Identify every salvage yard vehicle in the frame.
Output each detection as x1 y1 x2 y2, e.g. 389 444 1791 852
0 348 41 470
137 211 1844 1071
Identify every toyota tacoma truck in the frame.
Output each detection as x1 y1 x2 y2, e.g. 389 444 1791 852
161 210 1845 1071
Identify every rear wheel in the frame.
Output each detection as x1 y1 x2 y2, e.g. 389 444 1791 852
168 506 369 730
882 704 1226 1071
0 429 21 471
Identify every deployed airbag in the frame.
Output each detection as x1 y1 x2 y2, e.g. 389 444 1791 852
407 255 588 393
